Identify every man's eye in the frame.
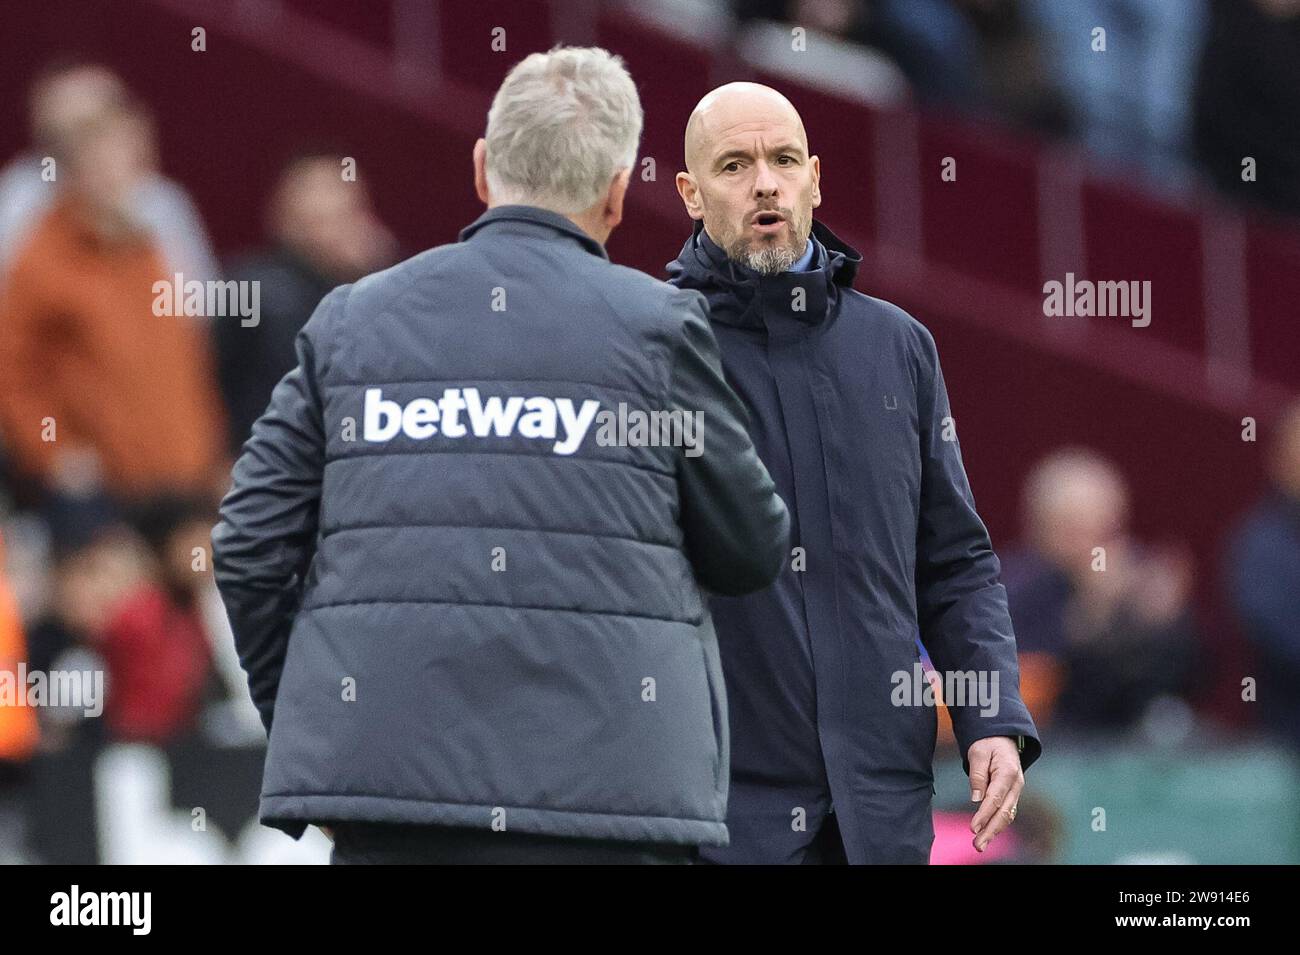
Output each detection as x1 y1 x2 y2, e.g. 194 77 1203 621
723 162 740 172
777 155 794 165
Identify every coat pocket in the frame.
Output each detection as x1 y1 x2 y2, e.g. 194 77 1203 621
699 639 728 795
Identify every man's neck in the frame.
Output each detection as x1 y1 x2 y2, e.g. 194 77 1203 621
488 201 608 247
564 209 609 246
790 237 815 271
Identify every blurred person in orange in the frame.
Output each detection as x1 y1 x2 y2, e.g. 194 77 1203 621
1000 448 1201 735
1225 399 1300 754
0 530 39 763
0 59 219 285
0 85 225 504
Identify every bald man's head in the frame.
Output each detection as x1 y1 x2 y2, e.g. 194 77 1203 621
683 83 808 174
676 82 821 274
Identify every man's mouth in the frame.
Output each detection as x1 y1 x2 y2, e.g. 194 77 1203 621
751 211 786 234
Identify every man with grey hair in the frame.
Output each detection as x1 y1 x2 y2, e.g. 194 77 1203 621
212 48 789 863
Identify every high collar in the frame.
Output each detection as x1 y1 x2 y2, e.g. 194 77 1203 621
458 204 609 260
665 217 862 334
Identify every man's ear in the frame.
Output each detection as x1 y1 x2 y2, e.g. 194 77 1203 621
810 154 822 209
473 138 489 205
675 171 704 221
604 167 633 230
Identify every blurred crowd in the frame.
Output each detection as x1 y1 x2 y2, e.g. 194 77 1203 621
2 0 1300 862
734 0 1300 214
0 61 396 861
910 406 1300 757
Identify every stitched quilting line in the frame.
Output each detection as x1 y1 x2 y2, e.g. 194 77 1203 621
322 447 676 479
300 598 704 626
318 521 682 550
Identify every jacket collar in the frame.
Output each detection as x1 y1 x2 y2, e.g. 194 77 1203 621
458 204 609 260
665 217 862 332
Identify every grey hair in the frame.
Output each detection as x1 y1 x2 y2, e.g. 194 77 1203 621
484 46 643 214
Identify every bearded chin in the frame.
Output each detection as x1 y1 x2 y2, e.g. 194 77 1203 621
738 244 799 275
726 220 811 276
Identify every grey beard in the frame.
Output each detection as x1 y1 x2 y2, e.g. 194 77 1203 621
729 242 800 275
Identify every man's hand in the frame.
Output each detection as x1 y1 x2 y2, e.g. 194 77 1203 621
968 736 1024 853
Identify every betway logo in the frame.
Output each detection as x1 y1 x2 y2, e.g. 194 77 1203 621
363 387 600 456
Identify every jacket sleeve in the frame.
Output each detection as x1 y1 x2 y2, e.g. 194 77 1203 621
210 286 342 736
912 326 1042 773
669 290 791 596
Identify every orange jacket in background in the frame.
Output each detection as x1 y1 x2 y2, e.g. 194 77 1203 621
0 199 224 497
0 532 38 762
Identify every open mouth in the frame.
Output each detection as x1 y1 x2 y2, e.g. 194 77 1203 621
753 211 783 226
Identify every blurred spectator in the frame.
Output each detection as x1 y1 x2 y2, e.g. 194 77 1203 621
1225 400 1300 753
97 497 217 745
0 530 38 862
1193 0 1300 219
22 494 218 747
734 0 1068 134
1025 0 1208 182
0 532 38 764
0 59 219 285
732 0 911 106
21 500 146 745
0 82 225 504
216 149 396 453
865 0 1070 134
1001 448 1201 735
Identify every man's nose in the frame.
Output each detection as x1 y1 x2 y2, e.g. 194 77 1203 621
753 160 779 199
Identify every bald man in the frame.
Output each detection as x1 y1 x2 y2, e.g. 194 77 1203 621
667 83 1042 864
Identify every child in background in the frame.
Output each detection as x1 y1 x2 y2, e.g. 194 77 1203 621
98 497 218 745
